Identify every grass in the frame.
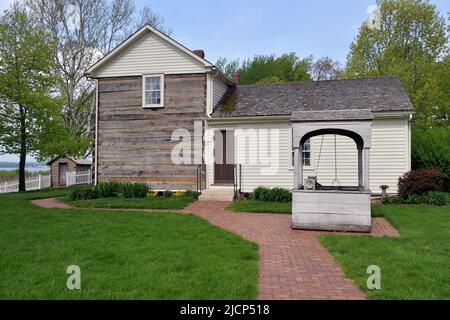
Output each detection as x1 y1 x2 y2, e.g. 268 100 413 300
64 195 195 210
320 203 450 299
226 199 291 214
0 188 258 299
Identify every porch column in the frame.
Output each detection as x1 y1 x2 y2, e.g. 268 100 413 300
363 147 370 191
295 143 303 190
357 146 363 191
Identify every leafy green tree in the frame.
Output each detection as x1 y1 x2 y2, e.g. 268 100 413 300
217 53 312 85
0 4 63 191
345 0 449 128
26 0 170 157
412 126 450 190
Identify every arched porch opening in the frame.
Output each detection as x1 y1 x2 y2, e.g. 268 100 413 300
297 128 366 192
291 109 373 232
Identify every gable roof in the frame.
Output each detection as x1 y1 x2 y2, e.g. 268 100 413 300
47 155 92 166
85 24 214 77
211 76 414 118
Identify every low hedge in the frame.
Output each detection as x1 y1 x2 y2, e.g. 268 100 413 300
381 191 448 206
251 186 292 202
67 182 149 201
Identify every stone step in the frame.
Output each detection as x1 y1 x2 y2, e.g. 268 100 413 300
198 187 234 201
198 194 234 201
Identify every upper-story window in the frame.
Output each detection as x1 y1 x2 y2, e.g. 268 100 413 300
143 74 164 108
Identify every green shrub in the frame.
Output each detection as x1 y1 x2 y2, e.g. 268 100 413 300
421 191 447 206
162 190 173 198
251 186 271 201
70 182 149 200
403 194 423 204
398 168 444 197
382 192 447 206
412 127 450 191
66 185 98 201
119 183 149 198
97 182 121 198
381 196 402 205
269 187 292 202
251 186 292 202
185 190 200 199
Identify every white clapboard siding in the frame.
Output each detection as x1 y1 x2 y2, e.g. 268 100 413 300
206 117 410 194
370 118 410 193
213 77 229 107
94 31 206 77
235 125 294 191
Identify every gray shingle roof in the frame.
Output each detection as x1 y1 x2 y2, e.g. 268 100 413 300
211 76 413 118
291 109 374 122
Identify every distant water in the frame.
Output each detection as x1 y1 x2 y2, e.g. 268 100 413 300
0 163 49 172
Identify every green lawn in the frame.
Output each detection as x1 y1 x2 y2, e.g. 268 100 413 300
0 188 258 299
320 203 450 299
226 199 291 214
64 195 195 210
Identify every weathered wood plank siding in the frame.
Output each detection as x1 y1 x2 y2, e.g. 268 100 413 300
97 74 206 190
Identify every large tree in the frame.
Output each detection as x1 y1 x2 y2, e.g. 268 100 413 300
345 0 449 128
0 3 63 191
25 0 170 157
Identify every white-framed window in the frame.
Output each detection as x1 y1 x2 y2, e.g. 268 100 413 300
302 139 311 166
143 74 164 108
291 136 312 167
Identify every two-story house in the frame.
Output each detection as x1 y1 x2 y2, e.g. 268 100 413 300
86 25 414 198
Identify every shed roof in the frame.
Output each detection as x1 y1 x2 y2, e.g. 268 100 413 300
211 76 413 118
47 155 92 166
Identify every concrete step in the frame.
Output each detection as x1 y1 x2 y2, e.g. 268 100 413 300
199 187 234 201
198 194 234 201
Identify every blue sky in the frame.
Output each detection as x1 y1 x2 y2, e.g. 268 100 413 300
1 0 449 163
137 0 449 64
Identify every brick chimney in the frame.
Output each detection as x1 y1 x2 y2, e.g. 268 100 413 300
193 50 205 59
232 71 240 85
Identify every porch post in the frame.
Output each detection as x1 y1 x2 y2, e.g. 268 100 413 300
363 147 370 191
293 146 300 189
357 146 363 191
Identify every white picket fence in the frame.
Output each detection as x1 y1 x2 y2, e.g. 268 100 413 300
0 174 51 194
66 170 92 186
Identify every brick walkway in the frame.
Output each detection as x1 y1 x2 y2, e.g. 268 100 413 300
32 198 399 300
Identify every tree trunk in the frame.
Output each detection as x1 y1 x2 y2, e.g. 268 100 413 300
18 105 27 192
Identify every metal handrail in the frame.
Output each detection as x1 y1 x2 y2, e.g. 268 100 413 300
233 164 242 199
196 164 206 194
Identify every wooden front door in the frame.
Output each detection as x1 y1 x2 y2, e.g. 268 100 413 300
214 130 235 184
59 163 68 185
